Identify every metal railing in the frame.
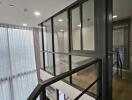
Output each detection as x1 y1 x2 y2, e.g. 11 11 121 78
28 58 102 100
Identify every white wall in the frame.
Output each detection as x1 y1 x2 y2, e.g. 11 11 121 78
82 26 95 50
72 28 81 50
72 26 95 50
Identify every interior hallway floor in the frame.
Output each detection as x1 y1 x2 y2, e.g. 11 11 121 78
72 67 132 100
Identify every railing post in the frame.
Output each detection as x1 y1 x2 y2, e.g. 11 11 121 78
40 88 46 100
97 60 102 100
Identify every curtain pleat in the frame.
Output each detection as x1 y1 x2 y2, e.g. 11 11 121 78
0 25 38 100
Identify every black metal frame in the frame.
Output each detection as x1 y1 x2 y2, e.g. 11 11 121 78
28 58 102 100
40 0 97 85
70 1 96 53
39 0 113 100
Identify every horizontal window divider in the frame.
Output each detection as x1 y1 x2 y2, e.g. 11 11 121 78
40 50 95 57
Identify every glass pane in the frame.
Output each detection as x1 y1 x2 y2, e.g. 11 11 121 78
72 7 81 50
55 54 69 81
43 20 52 51
71 56 97 94
8 28 36 75
45 53 54 74
82 0 95 50
39 30 44 69
71 56 91 70
54 11 68 53
46 86 57 100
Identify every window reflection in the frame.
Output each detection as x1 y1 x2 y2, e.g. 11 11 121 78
72 7 81 50
54 11 68 53
45 53 54 74
82 0 95 50
43 20 52 51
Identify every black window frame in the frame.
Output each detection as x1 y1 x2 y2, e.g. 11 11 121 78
70 1 95 54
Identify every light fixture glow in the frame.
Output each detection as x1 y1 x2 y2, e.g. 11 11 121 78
113 15 118 18
23 23 27 26
60 29 64 32
34 11 41 16
77 24 81 27
58 19 63 22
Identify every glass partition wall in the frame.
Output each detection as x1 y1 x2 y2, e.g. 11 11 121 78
40 0 98 98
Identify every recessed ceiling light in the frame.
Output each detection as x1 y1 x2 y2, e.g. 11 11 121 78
9 4 15 7
113 15 118 18
60 29 64 32
34 11 41 16
77 24 81 27
24 8 28 12
22 23 27 27
58 19 63 22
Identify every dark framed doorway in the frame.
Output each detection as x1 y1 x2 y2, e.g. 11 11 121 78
113 18 130 69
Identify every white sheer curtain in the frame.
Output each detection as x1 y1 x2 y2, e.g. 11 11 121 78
0 25 38 100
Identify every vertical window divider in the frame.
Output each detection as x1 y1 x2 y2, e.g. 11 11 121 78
80 4 83 50
68 9 72 84
41 24 46 70
51 17 56 76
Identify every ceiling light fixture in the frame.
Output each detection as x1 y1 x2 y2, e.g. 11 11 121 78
34 11 41 16
113 15 118 18
60 29 64 32
58 19 63 22
77 24 81 27
9 4 15 7
22 23 27 27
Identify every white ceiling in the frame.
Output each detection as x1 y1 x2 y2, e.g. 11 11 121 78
0 0 132 27
113 0 132 19
0 0 76 27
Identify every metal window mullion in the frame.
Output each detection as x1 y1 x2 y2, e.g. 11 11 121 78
41 24 46 70
56 89 59 100
41 24 47 100
80 4 83 50
68 9 72 84
51 18 56 76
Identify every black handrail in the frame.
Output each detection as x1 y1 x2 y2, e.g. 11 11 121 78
28 58 102 100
